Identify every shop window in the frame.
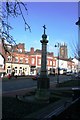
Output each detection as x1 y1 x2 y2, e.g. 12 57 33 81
7 66 11 74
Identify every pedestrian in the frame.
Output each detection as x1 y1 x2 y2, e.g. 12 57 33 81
8 74 11 79
15 75 17 79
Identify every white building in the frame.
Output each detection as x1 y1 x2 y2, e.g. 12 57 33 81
0 54 5 77
72 58 79 73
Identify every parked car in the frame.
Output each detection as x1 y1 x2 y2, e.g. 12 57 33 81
32 75 40 80
66 72 73 76
75 73 80 79
66 72 69 75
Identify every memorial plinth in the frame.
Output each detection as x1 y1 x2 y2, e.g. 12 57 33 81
35 25 50 102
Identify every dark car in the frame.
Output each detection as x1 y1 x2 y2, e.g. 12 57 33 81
75 73 80 79
32 75 40 80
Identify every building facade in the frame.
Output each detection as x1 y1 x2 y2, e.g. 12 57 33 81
5 43 30 76
0 38 77 76
27 47 56 75
0 38 6 77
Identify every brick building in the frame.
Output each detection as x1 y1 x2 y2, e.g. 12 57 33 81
27 47 56 75
5 43 30 76
0 38 76 76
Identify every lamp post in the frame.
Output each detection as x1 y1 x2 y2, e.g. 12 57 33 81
55 43 60 84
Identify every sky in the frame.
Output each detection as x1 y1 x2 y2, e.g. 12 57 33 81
8 2 79 58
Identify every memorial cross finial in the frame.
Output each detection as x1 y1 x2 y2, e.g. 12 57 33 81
43 25 46 34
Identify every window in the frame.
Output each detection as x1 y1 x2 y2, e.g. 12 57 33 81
32 58 35 64
61 49 64 55
25 58 28 63
25 68 27 71
38 59 41 65
68 65 71 68
50 61 52 65
7 56 12 62
7 66 11 74
20 58 23 63
15 70 17 74
19 67 22 75
0 55 4 68
47 60 49 65
15 67 17 75
0 65 2 68
15 57 18 62
53 61 56 66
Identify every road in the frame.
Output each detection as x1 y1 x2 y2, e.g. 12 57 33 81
2 75 72 93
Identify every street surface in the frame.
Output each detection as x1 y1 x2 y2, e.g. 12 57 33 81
2 75 72 94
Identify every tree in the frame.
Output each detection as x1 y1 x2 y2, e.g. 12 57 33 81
71 40 79 59
0 0 31 46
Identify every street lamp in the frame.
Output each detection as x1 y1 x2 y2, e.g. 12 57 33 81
55 43 60 84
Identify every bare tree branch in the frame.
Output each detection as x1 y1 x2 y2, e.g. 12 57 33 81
0 0 31 44
0 0 31 53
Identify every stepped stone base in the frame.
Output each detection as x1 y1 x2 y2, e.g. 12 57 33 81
35 76 50 103
35 89 50 103
37 77 50 89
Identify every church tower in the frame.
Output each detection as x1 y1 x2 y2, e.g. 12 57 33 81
60 43 68 59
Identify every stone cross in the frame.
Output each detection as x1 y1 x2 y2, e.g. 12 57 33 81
43 25 46 34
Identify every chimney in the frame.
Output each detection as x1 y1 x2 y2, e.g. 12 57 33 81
30 47 34 54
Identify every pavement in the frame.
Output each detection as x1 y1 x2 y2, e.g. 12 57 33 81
24 97 73 120
2 75 80 120
50 86 80 91
2 80 80 120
